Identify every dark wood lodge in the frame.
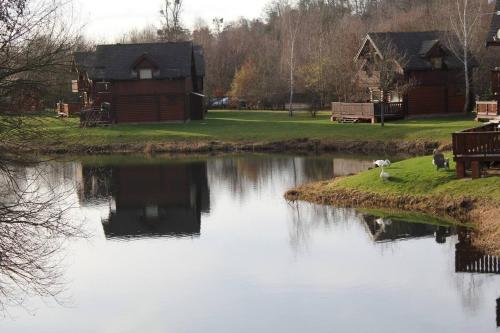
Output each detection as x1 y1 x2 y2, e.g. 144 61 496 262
333 31 469 123
73 42 205 125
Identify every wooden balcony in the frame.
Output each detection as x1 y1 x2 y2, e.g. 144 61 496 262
331 102 405 123
452 122 500 178
476 101 499 121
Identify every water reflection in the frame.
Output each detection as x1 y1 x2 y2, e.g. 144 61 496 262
362 215 454 244
0 162 83 312
80 162 210 239
2 155 498 332
455 228 500 274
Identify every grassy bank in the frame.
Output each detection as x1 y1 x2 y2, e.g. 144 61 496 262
286 155 500 255
35 111 476 149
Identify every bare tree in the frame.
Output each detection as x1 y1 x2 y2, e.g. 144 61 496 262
0 161 85 313
0 0 80 115
279 2 303 117
445 0 484 113
158 0 190 42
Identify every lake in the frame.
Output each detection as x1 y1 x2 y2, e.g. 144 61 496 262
0 154 498 333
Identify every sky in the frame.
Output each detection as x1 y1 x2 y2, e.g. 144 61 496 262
72 0 271 42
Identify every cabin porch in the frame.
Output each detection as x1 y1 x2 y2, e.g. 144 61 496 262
452 122 500 179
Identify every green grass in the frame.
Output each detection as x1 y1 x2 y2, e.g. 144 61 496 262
331 155 500 202
34 110 477 146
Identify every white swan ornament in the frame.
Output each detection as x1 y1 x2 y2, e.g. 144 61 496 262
380 168 391 181
374 160 391 168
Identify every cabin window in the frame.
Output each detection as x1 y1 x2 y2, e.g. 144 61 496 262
139 68 153 80
430 57 443 69
145 205 159 219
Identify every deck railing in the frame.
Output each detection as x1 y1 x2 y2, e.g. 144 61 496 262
452 123 500 178
374 102 405 116
332 102 374 118
452 123 500 156
476 101 498 116
331 102 404 123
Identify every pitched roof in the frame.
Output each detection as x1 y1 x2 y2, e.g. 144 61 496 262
356 31 463 71
486 0 500 46
74 42 205 80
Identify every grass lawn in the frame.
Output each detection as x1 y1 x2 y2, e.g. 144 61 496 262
331 155 500 202
38 110 477 146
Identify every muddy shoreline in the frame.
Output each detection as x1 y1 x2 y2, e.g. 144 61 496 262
30 138 449 156
285 185 500 256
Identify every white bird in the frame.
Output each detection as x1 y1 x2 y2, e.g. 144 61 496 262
375 218 393 228
380 166 391 181
373 159 391 168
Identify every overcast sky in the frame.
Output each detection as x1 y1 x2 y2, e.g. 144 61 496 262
73 0 271 42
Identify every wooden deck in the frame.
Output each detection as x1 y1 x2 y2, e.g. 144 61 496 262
331 102 404 123
80 105 112 128
476 101 499 121
452 122 500 178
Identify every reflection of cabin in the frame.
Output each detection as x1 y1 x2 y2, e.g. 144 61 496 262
333 32 468 123
455 228 500 274
477 1 500 121
362 215 452 243
73 42 205 126
80 162 210 239
105 163 209 239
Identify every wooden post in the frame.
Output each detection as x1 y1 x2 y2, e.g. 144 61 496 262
381 102 385 127
471 161 481 179
456 161 466 178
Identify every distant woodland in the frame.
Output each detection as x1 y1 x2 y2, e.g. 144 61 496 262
1 0 498 110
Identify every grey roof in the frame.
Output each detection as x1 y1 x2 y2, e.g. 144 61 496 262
418 39 439 56
74 42 205 80
363 31 463 70
487 0 500 46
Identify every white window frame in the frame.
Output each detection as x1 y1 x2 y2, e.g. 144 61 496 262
139 68 153 80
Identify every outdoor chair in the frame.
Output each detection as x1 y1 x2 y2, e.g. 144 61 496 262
433 153 449 170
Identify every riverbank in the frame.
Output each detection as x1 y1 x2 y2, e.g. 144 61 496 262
285 155 500 255
18 111 476 155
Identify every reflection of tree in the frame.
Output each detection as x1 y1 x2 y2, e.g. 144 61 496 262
0 162 83 313
208 155 334 202
286 202 352 254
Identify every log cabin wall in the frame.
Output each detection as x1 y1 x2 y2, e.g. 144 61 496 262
110 79 188 123
407 69 466 115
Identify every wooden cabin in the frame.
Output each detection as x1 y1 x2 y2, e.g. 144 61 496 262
333 31 469 123
73 42 205 125
477 1 500 121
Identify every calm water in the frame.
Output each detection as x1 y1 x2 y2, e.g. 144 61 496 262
0 154 498 333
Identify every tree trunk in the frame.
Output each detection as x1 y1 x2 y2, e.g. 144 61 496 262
289 38 295 117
